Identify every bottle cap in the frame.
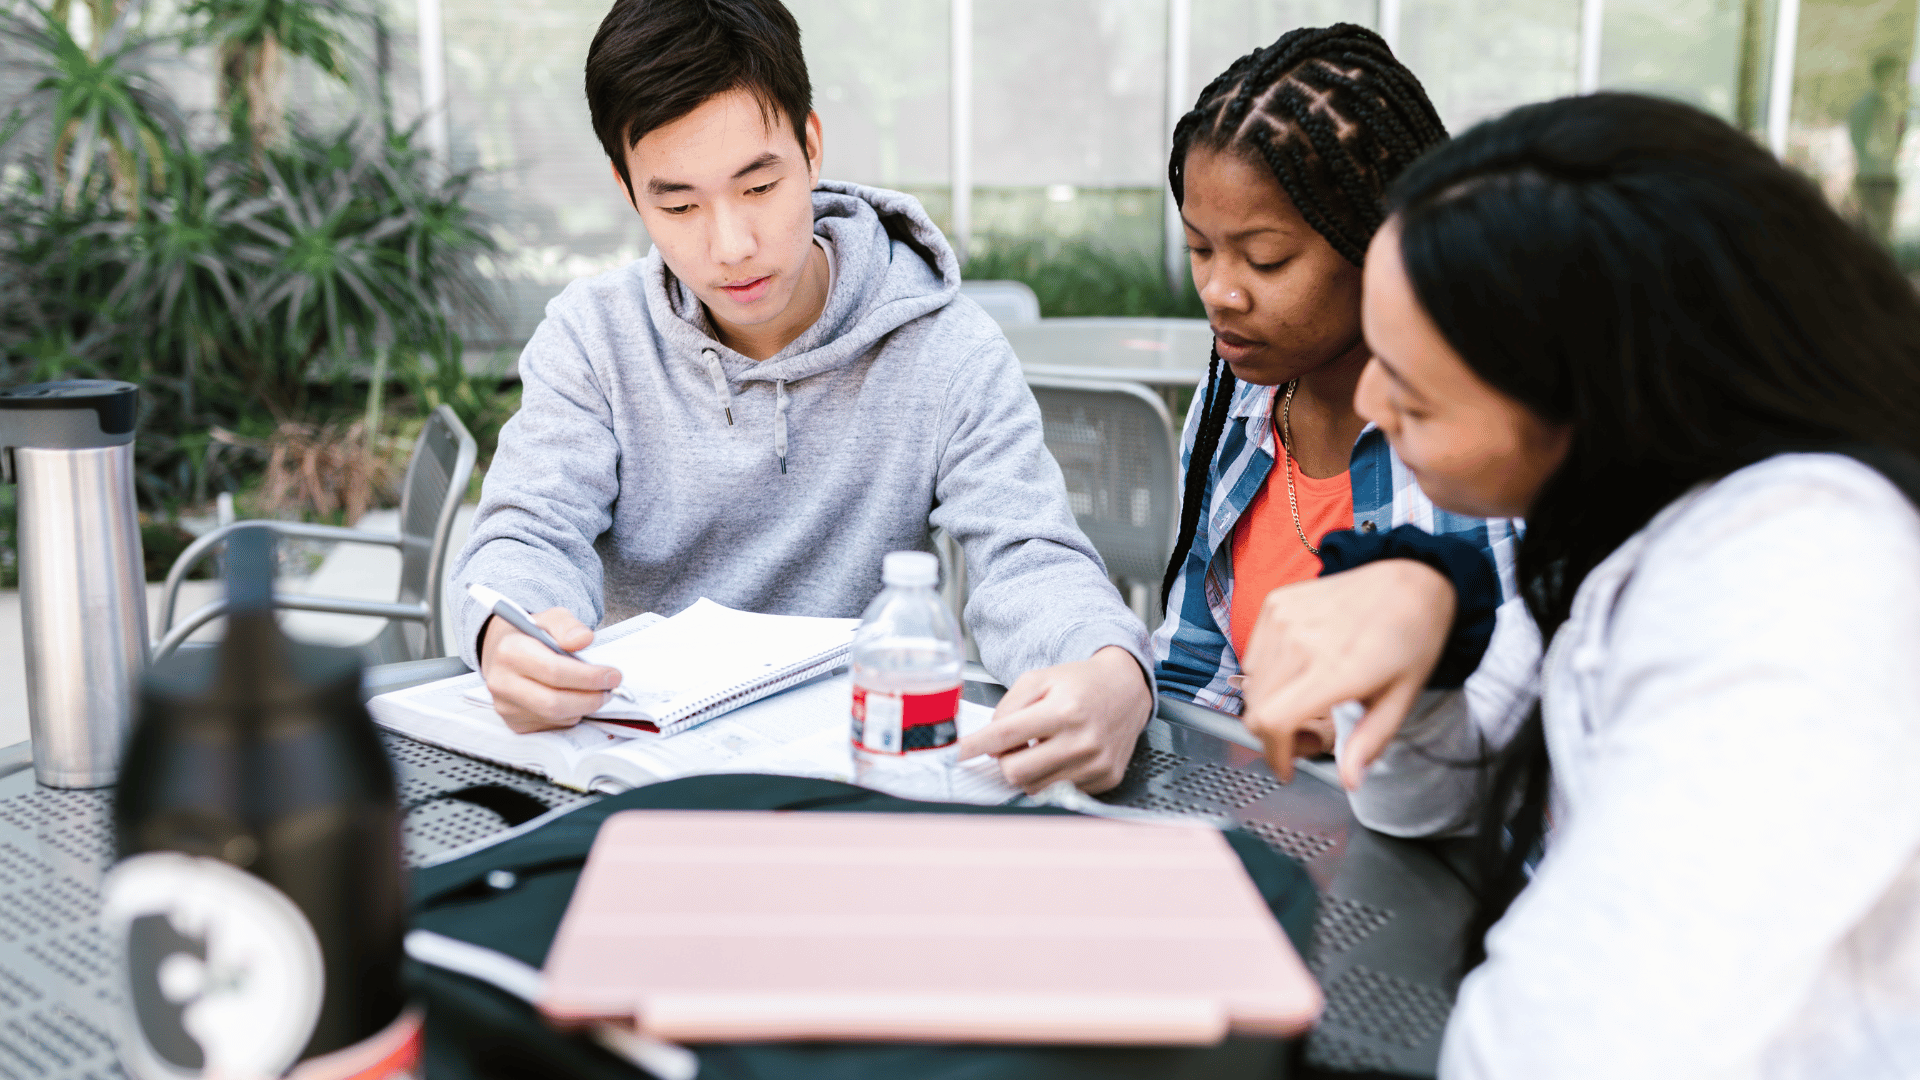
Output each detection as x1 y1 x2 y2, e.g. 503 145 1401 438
0 381 137 473
881 550 939 588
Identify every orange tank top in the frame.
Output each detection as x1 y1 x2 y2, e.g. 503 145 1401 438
1228 453 1353 662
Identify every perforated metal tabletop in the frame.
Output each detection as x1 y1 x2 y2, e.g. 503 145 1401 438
0 684 1474 1079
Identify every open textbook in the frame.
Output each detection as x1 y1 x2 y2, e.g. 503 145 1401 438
460 598 862 736
370 672 1018 801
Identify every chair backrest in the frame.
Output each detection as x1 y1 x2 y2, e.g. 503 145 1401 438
1026 377 1177 613
372 405 476 663
958 280 1041 325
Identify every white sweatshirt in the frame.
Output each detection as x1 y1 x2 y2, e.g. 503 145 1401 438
1338 453 1920 1079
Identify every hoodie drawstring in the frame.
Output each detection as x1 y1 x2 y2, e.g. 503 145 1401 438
701 348 733 426
773 379 790 475
703 347 790 474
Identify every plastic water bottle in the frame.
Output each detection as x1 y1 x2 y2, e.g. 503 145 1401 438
851 551 964 800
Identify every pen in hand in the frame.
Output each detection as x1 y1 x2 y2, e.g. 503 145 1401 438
468 583 637 703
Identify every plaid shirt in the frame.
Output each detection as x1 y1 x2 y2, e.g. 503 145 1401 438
1151 379 1522 714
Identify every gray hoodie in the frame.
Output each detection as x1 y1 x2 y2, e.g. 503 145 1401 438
451 180 1150 685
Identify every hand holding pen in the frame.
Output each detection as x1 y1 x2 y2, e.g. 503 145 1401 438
470 584 635 733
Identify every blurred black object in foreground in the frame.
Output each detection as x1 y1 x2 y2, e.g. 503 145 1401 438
108 525 410 1078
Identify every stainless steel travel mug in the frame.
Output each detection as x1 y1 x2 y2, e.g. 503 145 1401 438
0 380 147 788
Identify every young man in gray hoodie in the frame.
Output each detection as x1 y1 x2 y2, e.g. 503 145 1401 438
450 0 1153 792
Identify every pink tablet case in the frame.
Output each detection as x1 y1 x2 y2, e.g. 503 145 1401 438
540 810 1323 1044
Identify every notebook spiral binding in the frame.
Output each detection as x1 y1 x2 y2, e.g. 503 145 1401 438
655 645 853 736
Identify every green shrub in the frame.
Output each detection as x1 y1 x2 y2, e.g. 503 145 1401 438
963 237 1206 319
141 520 212 582
397 347 521 474
0 0 497 517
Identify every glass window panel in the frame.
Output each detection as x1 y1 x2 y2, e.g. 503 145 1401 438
973 0 1167 187
968 0 1168 258
1786 0 1918 251
1189 0 1378 110
787 0 949 190
1597 0 1772 127
367 0 1920 334
429 0 642 343
1892 15 1920 247
1397 0 1581 131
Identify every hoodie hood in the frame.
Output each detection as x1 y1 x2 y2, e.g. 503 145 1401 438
644 180 962 388
454 180 1150 687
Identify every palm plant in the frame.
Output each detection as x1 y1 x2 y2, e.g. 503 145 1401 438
108 143 251 418
0 0 176 214
374 129 497 347
399 343 517 473
0 0 499 521
0 175 123 381
183 0 355 150
243 135 408 407
228 124 495 417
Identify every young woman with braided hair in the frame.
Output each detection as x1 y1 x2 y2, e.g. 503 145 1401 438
1151 24 1518 765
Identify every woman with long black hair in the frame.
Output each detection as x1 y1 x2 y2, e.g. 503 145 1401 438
1239 93 1920 1076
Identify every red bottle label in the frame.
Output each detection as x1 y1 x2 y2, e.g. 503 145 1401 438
851 685 960 755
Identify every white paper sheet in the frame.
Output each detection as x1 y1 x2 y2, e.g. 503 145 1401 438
374 665 1020 803
597 675 1021 806
370 672 628 784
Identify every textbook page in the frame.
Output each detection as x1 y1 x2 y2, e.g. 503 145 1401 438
587 675 1022 805
367 671 627 786
371 667 1019 802
585 676 855 791
370 672 839 794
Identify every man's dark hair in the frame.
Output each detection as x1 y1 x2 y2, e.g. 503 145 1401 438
585 0 813 195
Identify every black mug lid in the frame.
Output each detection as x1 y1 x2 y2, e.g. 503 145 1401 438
0 380 137 449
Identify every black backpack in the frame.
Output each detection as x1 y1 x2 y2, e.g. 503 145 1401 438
408 773 1318 1080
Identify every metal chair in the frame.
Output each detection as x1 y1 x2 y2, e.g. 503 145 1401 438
153 404 477 664
1025 376 1178 624
957 279 1041 325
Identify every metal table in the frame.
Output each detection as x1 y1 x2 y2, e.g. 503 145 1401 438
0 666 1473 1079
1006 318 1213 388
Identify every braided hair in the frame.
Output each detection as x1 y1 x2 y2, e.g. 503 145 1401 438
1159 24 1447 609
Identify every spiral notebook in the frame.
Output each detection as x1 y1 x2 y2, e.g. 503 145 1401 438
464 598 859 736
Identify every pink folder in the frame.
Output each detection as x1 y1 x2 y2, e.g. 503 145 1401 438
540 810 1323 1044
